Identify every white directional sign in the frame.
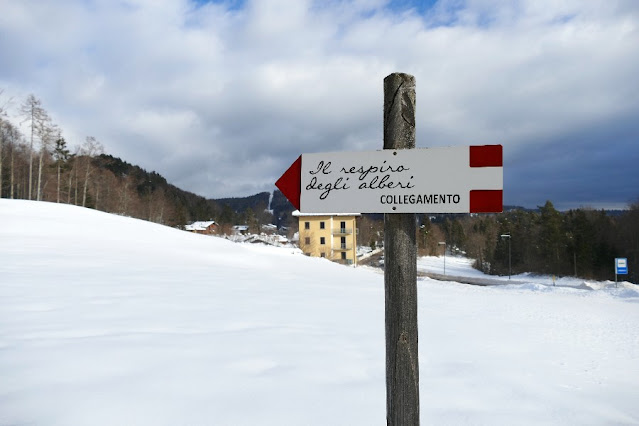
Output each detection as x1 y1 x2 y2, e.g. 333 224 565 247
276 145 503 214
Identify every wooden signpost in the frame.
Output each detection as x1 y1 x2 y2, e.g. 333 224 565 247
275 73 503 425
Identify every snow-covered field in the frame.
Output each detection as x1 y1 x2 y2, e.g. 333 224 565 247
1 199 638 425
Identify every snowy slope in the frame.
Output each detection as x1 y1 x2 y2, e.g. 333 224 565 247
1 199 638 425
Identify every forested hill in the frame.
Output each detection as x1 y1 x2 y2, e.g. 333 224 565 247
0 112 295 229
0 92 295 231
211 190 296 231
95 155 295 230
96 154 218 226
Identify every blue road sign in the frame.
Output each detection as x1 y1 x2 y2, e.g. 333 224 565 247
616 258 628 275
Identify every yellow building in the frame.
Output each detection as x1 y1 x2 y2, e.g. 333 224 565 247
293 211 360 265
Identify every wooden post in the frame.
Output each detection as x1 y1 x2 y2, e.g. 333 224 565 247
383 72 420 425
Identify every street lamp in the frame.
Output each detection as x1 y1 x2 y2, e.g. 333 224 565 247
419 224 428 252
500 233 511 279
566 232 577 277
438 241 446 275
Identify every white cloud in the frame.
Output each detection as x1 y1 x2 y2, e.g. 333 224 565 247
1 0 638 206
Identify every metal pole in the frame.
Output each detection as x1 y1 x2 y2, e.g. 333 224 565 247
500 234 511 279
383 72 419 426
438 241 446 275
508 237 511 280
443 243 446 276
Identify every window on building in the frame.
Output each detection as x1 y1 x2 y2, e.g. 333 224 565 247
320 221 325 229
320 253 326 258
304 221 310 230
320 237 326 245
305 237 311 245
341 252 347 260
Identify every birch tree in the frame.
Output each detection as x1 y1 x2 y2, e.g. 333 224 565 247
35 112 55 201
0 90 9 197
0 89 9 116
0 119 6 197
19 94 46 200
0 119 7 197
9 126 23 199
80 136 103 207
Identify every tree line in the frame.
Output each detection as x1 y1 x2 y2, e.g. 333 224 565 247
359 202 638 283
409 201 638 283
1 94 104 207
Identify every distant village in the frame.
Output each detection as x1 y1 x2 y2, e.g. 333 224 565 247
184 211 378 267
185 219 290 247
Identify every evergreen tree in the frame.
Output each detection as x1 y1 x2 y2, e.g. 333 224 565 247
52 137 71 203
539 200 563 275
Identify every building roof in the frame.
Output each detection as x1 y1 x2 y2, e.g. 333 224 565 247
185 221 217 231
292 210 361 217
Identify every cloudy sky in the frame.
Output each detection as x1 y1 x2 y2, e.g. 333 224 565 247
1 0 638 209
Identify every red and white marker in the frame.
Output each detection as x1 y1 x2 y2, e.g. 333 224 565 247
276 145 503 214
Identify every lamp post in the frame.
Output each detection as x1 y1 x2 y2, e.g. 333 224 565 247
500 233 511 279
419 224 428 253
567 233 577 277
438 241 446 275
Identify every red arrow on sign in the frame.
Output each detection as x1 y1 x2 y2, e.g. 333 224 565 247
275 155 302 210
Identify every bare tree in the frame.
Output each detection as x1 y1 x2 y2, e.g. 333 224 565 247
9 134 15 198
35 112 55 201
118 175 132 214
9 127 23 199
0 119 7 197
0 119 6 197
0 119 23 199
66 146 79 205
80 136 103 207
0 90 10 197
0 89 11 116
19 94 47 200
